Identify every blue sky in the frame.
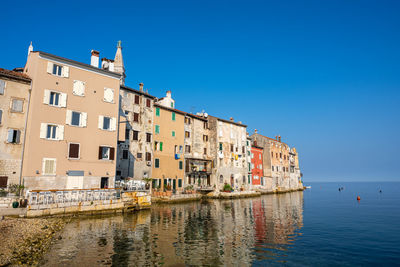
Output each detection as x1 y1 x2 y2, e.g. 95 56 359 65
2 0 399 181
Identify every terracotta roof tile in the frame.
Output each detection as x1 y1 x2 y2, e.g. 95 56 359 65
0 68 31 82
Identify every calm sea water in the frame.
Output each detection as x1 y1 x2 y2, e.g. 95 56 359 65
42 182 400 266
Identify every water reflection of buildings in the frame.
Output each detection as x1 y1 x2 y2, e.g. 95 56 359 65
42 192 304 266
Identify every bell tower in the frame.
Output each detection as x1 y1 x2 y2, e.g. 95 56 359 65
114 40 126 85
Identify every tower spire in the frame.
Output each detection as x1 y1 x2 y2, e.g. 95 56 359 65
27 41 33 58
114 40 125 85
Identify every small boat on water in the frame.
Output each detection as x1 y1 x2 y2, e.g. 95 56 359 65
305 185 311 189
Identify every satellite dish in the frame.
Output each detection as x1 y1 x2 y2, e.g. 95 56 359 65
204 113 208 118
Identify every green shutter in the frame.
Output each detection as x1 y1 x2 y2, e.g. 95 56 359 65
172 131 175 137
155 158 160 168
155 125 160 134
156 107 160 116
160 142 163 151
164 178 167 186
178 179 182 187
219 143 223 151
171 102 174 108
172 112 176 121
179 161 183 169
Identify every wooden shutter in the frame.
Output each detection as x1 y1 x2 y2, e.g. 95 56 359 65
98 147 103 159
57 125 64 140
47 62 53 74
40 123 47 139
146 99 150 107
15 130 21 143
0 176 7 188
135 95 139 104
62 66 69 77
0 80 5 95
69 143 80 158
160 142 163 151
43 90 50 104
60 93 67 107
65 110 72 125
81 112 87 127
104 88 114 103
110 147 115 160
7 129 13 143
110 117 116 131
133 113 139 122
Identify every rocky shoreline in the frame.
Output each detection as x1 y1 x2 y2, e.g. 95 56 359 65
0 217 65 266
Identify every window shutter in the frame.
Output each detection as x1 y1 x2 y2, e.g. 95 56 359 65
15 130 21 143
57 125 64 140
0 80 5 94
104 88 114 103
69 143 79 158
65 110 72 125
110 147 115 160
43 90 50 104
98 147 103 159
110 117 116 131
0 110 2 124
98 115 104 129
160 142 163 151
81 112 87 127
62 66 69 77
7 129 13 143
47 62 53 74
39 123 47 139
60 93 67 107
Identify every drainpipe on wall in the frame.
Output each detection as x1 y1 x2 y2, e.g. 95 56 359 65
19 80 32 195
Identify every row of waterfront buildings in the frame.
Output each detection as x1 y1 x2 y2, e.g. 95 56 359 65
0 42 303 193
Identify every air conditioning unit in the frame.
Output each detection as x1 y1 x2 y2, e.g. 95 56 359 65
146 161 152 166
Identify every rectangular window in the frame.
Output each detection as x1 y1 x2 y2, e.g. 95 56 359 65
11 99 23 112
73 80 85 96
7 129 21 144
179 161 183 170
146 133 151 142
172 131 175 137
134 95 140 104
0 80 5 95
242 146 245 154
146 152 151 161
171 102 174 108
103 117 111 130
98 146 115 160
133 113 139 122
123 150 128 159
146 99 151 107
185 117 191 124
272 166 274 171
178 179 182 188
71 111 81 126
68 143 80 159
49 92 60 106
46 125 57 139
259 154 261 160
155 125 160 134
204 121 208 129
271 152 273 158
154 141 159 151
52 64 62 76
0 110 2 124
42 158 56 175
280 153 282 159
230 144 234 152
155 158 160 168
125 129 130 140
137 153 142 159
204 148 207 154
219 143 223 151
172 112 176 121
185 145 191 153
133 130 139 141
156 107 160 116
203 135 208 142
185 131 190 138
0 176 7 188
104 87 114 103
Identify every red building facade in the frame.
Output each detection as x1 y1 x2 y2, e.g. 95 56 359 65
251 145 263 186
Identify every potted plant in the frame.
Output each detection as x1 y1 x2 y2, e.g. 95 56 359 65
222 183 233 192
142 178 152 190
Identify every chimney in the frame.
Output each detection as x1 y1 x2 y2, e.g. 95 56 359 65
254 140 257 146
275 135 278 141
91 50 100 68
255 129 258 134
278 135 281 142
230 117 234 121
166 90 171 98
139 83 144 92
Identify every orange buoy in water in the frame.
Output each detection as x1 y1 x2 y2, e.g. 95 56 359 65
357 196 361 201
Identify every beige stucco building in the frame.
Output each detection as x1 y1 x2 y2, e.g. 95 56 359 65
151 103 185 191
117 83 155 182
0 68 31 188
208 116 249 191
22 49 121 190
